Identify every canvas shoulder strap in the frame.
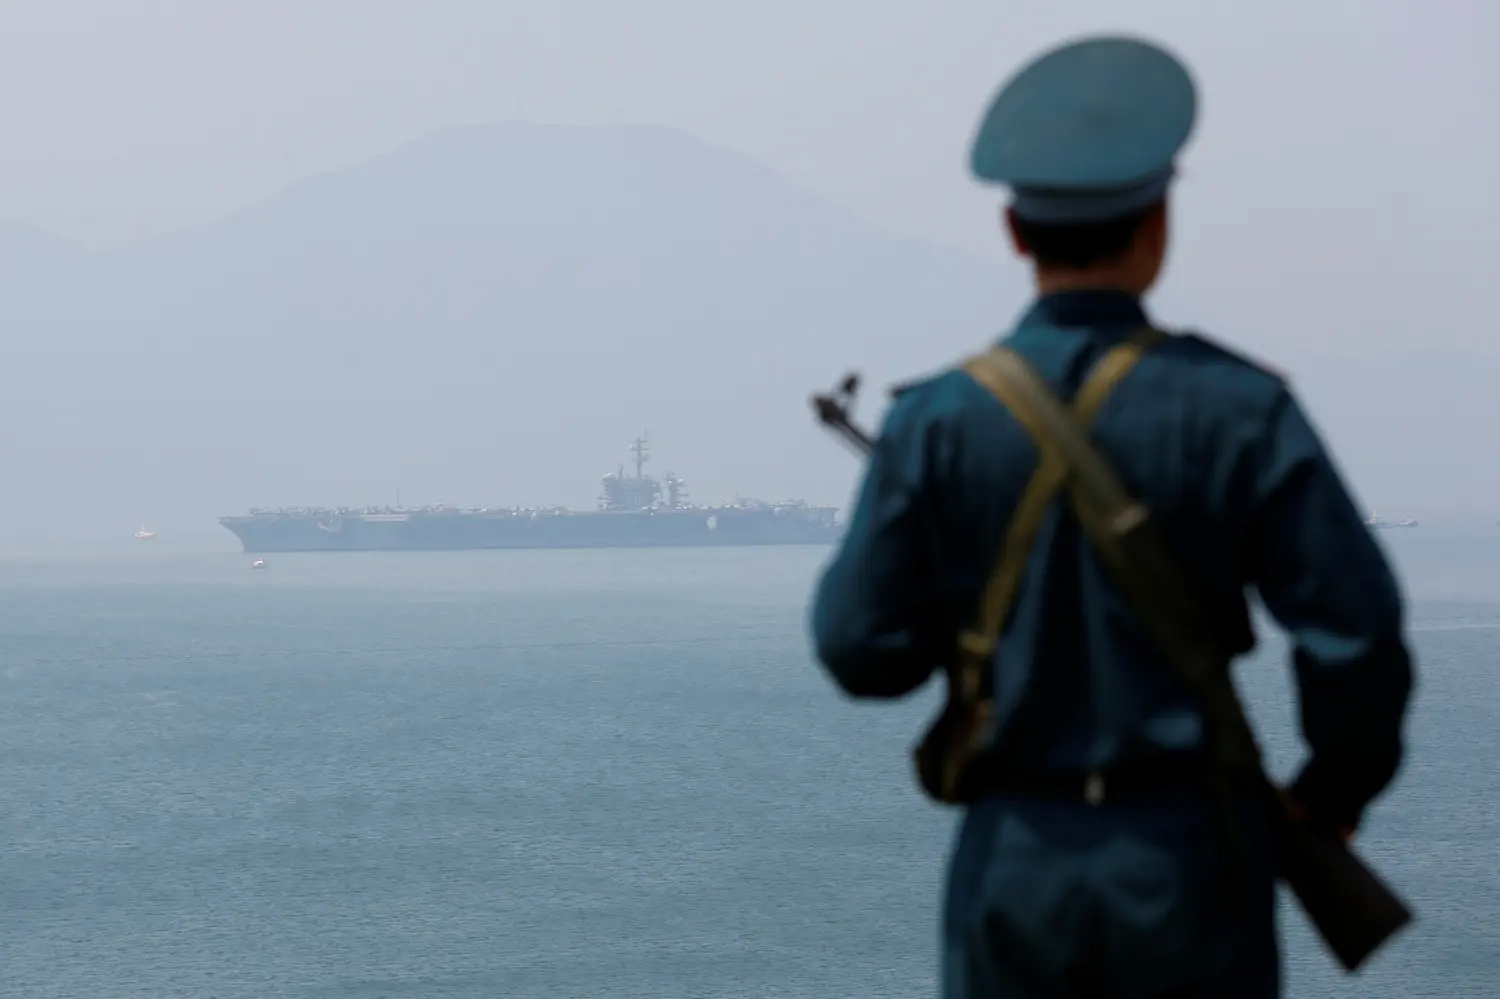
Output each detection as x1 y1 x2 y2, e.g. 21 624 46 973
961 339 1417 974
915 326 1166 803
964 340 1265 774
918 327 1164 804
954 327 1166 675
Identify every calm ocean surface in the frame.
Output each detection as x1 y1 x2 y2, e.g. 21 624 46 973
1 534 1496 997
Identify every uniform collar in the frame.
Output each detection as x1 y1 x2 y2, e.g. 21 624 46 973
1016 288 1149 329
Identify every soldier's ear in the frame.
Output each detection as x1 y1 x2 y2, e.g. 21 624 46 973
1139 199 1169 258
1002 205 1031 259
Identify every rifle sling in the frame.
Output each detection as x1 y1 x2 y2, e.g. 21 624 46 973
965 341 1420 974
963 342 1267 777
864 327 1408 968
957 326 1167 670
926 327 1164 803
963 335 1274 934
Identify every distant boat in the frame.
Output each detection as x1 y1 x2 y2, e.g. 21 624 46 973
250 559 266 570
134 526 156 541
1365 513 1418 530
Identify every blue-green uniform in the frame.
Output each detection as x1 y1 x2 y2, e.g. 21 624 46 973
809 36 1414 999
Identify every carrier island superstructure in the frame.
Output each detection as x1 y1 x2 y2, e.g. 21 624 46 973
219 435 842 553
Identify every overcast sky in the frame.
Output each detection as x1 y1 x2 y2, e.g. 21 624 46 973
0 1 1495 551
0 0 1493 357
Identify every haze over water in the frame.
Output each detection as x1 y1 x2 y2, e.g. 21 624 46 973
0 4 1494 997
0 2 1494 551
1 534 1495 997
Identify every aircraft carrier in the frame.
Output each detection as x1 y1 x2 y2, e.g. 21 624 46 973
219 435 842 553
1365 513 1419 530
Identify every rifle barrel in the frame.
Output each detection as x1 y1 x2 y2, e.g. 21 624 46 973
811 392 874 454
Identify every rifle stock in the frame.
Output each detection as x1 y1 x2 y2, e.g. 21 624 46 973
1108 509 1413 972
1267 783 1412 970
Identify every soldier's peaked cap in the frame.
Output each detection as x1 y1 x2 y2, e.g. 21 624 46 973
969 35 1197 224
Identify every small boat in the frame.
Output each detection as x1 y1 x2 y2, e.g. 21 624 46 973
250 559 266 570
134 526 156 541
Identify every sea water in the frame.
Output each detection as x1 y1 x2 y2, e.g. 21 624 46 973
0 536 1494 997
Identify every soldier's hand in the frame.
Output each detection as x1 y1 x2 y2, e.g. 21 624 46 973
1281 790 1355 843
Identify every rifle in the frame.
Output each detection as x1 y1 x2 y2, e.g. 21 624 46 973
808 366 1413 971
811 373 876 454
812 372 987 803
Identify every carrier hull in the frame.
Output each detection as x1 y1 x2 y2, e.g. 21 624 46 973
219 505 841 553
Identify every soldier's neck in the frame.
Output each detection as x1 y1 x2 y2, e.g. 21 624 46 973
1033 268 1148 298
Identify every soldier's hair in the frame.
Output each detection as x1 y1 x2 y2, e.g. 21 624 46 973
1011 201 1160 271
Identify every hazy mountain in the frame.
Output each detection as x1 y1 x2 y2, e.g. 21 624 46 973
0 122 1489 552
0 123 1020 548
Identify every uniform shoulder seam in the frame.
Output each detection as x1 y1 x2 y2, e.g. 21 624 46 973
1175 331 1289 384
887 364 970 400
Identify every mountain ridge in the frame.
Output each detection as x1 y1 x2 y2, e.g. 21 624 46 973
0 122 1491 551
0 121 1020 549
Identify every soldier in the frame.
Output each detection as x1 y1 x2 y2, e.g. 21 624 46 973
809 34 1415 998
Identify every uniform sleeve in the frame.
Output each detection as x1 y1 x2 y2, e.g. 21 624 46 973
809 392 944 699
1247 389 1416 831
